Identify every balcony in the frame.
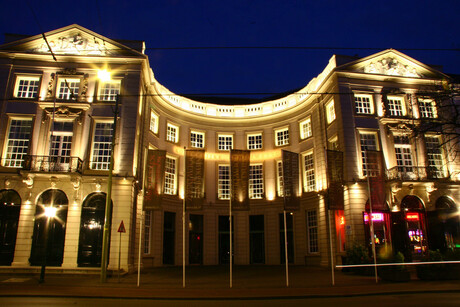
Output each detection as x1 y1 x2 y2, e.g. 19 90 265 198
387 166 448 181
22 155 83 173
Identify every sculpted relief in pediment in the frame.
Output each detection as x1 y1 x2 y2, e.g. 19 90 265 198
32 33 110 56
363 57 422 78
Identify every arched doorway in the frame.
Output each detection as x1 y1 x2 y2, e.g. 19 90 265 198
428 196 459 252
30 189 68 266
0 189 21 265
77 193 112 267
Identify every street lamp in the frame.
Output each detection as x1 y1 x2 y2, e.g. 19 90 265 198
39 205 57 283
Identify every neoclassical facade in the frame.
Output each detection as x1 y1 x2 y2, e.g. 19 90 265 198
0 25 458 272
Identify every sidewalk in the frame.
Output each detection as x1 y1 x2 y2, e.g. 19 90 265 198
1 266 460 299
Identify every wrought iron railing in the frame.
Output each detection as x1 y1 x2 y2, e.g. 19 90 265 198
387 166 448 181
22 155 83 173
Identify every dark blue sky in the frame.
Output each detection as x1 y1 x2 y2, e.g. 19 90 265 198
1 0 458 98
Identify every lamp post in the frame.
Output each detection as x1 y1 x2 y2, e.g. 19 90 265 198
100 90 119 283
39 206 57 283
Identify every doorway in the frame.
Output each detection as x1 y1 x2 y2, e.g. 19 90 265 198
0 190 21 265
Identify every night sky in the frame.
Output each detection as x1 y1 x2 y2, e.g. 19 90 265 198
1 0 458 99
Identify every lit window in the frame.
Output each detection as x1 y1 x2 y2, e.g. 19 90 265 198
164 156 177 195
277 161 284 197
218 165 230 199
144 210 152 254
328 136 339 150
394 135 413 174
98 80 120 101
50 121 73 171
191 131 205 148
90 122 113 170
247 133 262 150
275 128 289 146
249 164 264 199
425 135 446 178
150 110 159 134
218 134 233 151
359 131 379 176
299 118 312 140
325 100 336 124
303 151 315 192
3 119 32 167
354 94 374 114
306 210 319 253
418 98 437 118
387 96 406 117
166 123 179 143
57 78 80 100
14 76 40 98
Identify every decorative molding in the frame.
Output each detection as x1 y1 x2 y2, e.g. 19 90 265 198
46 73 55 98
363 57 422 78
32 33 110 56
386 123 413 135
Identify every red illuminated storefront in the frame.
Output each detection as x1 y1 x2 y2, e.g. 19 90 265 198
363 201 392 254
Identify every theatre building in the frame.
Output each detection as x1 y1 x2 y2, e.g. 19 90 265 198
0 24 459 272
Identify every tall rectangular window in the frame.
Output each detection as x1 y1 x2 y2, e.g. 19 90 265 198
359 132 379 176
164 156 177 195
303 151 315 192
394 135 413 173
326 100 336 124
218 165 230 199
50 121 73 170
275 128 289 146
277 161 284 197
91 122 113 170
418 98 437 118
249 164 264 199
247 133 262 150
150 110 159 134
299 118 312 140
166 123 179 143
425 135 446 178
387 96 405 117
306 210 319 253
354 94 374 114
191 131 205 148
3 119 32 167
144 210 152 254
98 80 120 101
14 76 40 98
57 78 80 100
218 135 233 151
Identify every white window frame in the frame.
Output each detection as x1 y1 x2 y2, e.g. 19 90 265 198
359 131 379 177
98 79 121 101
144 210 152 254
277 160 284 197
150 110 159 134
14 76 40 98
249 163 264 199
354 93 374 115
275 127 289 147
418 98 437 119
218 164 230 200
57 77 81 100
217 134 233 151
2 118 33 168
306 209 319 253
425 134 446 178
247 133 263 150
164 155 177 195
190 130 205 148
394 135 414 174
387 95 406 117
303 151 316 192
90 121 113 170
325 100 336 124
299 117 312 140
166 122 179 143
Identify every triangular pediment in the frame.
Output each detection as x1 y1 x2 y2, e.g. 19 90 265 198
0 24 144 57
336 49 447 79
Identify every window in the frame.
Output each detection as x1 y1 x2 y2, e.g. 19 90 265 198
303 151 315 192
359 131 379 176
299 117 312 140
144 210 152 254
3 119 32 167
328 136 339 150
306 210 319 253
277 161 284 197
218 165 230 199
354 94 374 114
325 100 336 124
247 133 262 150
90 122 113 170
275 128 289 146
57 78 80 100
166 123 179 143
418 98 437 118
425 135 446 178
98 80 120 101
218 134 233 151
249 164 264 199
14 76 40 98
50 121 73 169
387 96 406 117
394 135 413 173
150 110 159 134
191 131 205 148
164 156 177 195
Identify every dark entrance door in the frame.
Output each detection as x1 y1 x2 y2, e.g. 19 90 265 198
0 190 21 265
163 212 175 265
30 189 68 266
279 213 294 264
428 196 460 252
189 214 203 264
218 215 233 264
250 215 265 264
78 193 109 267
